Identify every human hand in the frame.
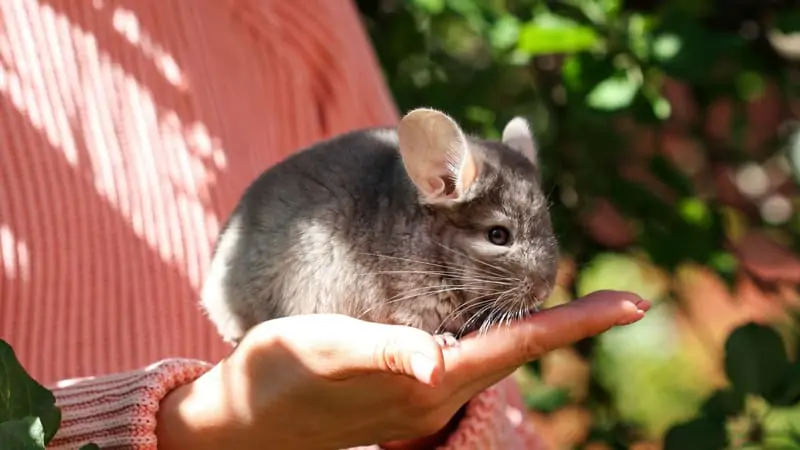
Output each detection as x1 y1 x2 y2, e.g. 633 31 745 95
155 290 649 450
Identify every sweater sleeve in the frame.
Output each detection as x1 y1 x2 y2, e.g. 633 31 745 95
48 359 212 449
49 361 546 450
436 378 548 450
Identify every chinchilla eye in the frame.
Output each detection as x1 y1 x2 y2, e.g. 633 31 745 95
487 226 511 246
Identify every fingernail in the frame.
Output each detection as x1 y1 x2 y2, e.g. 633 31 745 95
411 352 440 386
615 309 645 326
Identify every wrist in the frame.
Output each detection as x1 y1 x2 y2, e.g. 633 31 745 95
156 364 230 450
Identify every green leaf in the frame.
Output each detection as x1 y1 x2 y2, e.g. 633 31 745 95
707 251 740 287
561 53 616 95
79 444 101 450
576 252 669 301
724 323 791 399
0 417 46 450
586 74 641 111
523 385 571 413
0 340 62 445
650 15 746 85
546 1 598 27
663 415 728 450
766 361 800 407
701 388 745 419
517 12 599 55
652 33 682 61
790 426 800 445
649 95 672 120
489 15 520 51
648 155 696 198
773 10 800 34
736 71 766 101
517 26 598 55
410 0 445 14
677 198 713 228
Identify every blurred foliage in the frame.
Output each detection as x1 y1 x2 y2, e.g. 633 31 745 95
357 0 800 447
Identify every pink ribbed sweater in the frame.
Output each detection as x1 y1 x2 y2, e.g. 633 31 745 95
0 1 545 448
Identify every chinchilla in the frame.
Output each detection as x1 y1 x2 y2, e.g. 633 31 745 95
201 108 559 344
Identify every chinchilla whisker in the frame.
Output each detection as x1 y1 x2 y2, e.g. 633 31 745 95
516 295 529 322
436 258 507 281
433 242 518 280
360 262 518 286
461 290 508 337
431 251 509 279
508 289 533 323
509 309 519 326
458 302 495 337
371 244 503 276
433 241 508 274
476 306 501 336
504 295 524 328
359 252 454 271
448 277 515 288
383 284 489 304
494 292 514 329
479 307 500 336
450 299 495 322
365 286 479 316
445 265 515 281
452 263 510 280
443 290 503 335
435 294 497 335
363 254 507 283
360 269 515 286
359 252 479 274
499 309 512 329
478 287 519 335
357 284 490 319
361 250 515 282
358 269 452 277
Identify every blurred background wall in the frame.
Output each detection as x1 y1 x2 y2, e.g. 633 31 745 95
354 1 800 448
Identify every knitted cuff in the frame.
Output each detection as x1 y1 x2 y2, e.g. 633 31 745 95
48 359 212 449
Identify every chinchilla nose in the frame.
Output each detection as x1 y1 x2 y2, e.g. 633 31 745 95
522 274 554 303
533 282 553 303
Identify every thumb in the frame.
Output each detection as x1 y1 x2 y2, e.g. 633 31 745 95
345 320 446 386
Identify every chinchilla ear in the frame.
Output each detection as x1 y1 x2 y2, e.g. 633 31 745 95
502 116 538 170
397 108 479 204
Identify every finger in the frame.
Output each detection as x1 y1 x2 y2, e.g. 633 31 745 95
443 290 650 385
253 314 447 386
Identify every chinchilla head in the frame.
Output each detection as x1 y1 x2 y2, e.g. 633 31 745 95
396 108 559 335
